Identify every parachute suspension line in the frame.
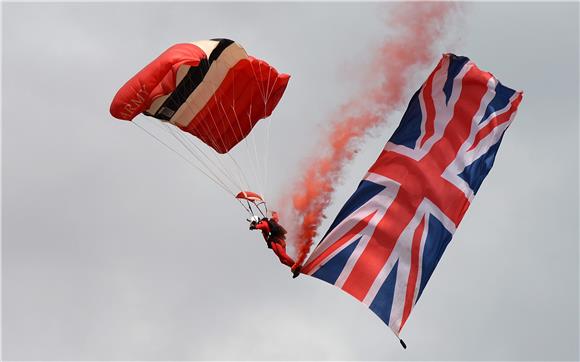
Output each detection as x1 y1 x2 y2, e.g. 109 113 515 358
230 68 264 198
237 198 253 217
251 59 267 101
265 67 279 104
249 61 277 203
162 122 239 194
227 95 264 200
247 111 263 198
212 95 260 196
190 97 249 193
170 67 249 196
262 103 272 203
244 199 267 219
173 69 247 193
198 75 253 192
172 122 237 191
171 67 241 189
131 120 233 196
208 95 253 192
261 69 278 203
247 62 270 200
255 202 267 218
189 68 251 192
161 122 238 194
247 200 256 216
238 101 264 197
175 124 243 192
214 70 261 194
150 82 240 194
256 61 273 190
264 64 273 102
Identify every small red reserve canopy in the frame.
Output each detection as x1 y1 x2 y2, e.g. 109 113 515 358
235 191 264 202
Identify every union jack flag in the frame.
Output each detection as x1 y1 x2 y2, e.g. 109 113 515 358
302 54 523 338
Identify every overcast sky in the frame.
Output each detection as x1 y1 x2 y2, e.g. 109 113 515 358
2 1 579 361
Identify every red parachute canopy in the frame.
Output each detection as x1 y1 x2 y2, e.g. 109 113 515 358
235 191 264 202
110 39 290 153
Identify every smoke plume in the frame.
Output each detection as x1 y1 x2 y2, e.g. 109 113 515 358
284 3 461 268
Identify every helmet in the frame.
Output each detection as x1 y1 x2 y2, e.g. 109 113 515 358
248 215 261 224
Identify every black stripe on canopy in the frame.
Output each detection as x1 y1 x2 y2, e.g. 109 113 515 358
152 39 236 121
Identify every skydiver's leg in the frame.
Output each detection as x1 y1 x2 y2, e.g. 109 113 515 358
271 242 295 267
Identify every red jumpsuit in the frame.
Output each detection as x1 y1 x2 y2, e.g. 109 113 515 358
254 219 295 268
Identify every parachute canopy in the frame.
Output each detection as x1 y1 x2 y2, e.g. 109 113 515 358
110 39 290 153
235 191 264 202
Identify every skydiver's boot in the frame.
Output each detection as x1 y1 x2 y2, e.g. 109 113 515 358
291 265 302 279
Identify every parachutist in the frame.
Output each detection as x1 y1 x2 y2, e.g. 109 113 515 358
250 211 298 275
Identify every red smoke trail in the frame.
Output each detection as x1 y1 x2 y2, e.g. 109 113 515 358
285 2 461 268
